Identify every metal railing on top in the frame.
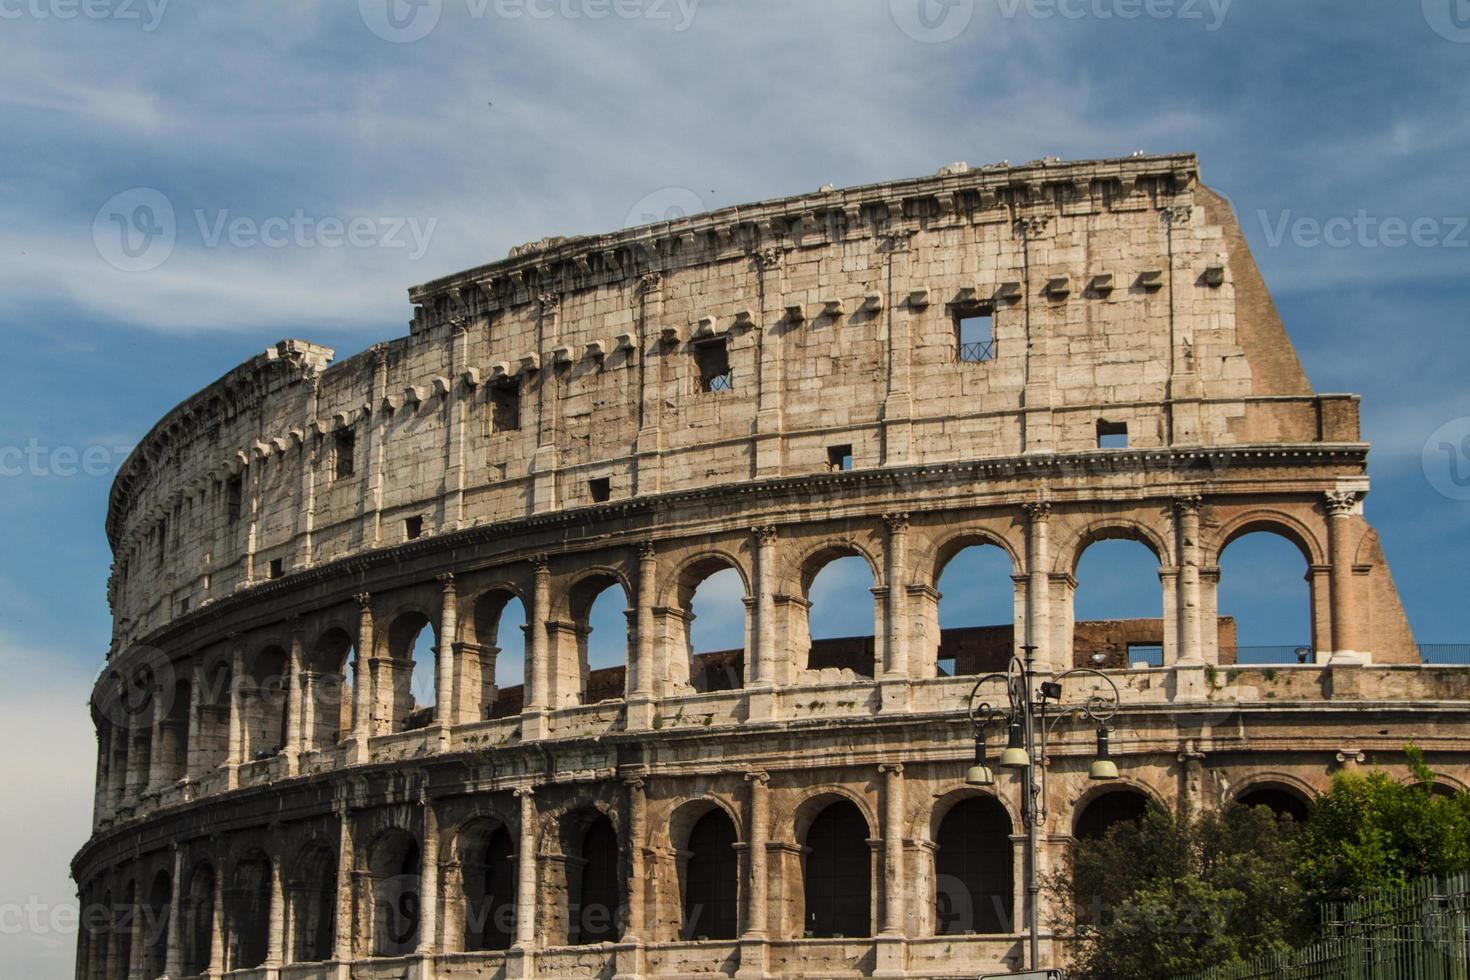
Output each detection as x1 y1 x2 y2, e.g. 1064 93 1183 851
1224 645 1470 666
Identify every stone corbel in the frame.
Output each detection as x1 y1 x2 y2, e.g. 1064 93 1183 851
614 332 638 352
460 368 480 390
659 325 682 345
1202 266 1226 287
1090 273 1115 295
550 345 573 366
380 394 401 414
487 362 511 383
907 287 930 309
403 385 425 406
1138 270 1165 291
431 376 452 398
584 339 607 360
691 315 719 340
1044 275 1072 298
863 292 884 313
516 353 540 375
995 281 1023 303
784 303 806 324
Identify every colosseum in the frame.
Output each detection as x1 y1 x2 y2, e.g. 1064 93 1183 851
74 152 1470 980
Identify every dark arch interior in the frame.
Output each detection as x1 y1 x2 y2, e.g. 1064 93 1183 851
144 872 171 977
290 844 336 962
463 825 517 952
572 815 621 945
227 854 271 970
803 800 871 939
309 627 355 742
370 833 421 957
1238 786 1311 823
682 808 739 940
182 866 214 977
1074 790 1150 841
935 796 1014 935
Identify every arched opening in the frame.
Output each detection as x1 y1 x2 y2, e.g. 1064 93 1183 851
288 841 336 963
111 886 132 980
386 611 437 733
679 560 747 693
244 647 289 760
1073 789 1151 841
158 678 191 783
461 822 517 951
935 796 1014 936
1074 537 1164 668
470 590 529 720
225 851 271 971
803 552 877 678
682 808 739 940
802 799 872 939
1218 531 1313 665
182 863 215 978
568 575 632 705
367 829 421 957
935 542 1018 677
1237 785 1311 823
305 627 354 748
569 812 621 945
196 661 232 772
143 870 172 977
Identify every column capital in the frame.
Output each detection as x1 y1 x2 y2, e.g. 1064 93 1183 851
1022 501 1052 523
537 292 561 315
638 540 656 560
879 762 905 776
882 512 910 534
754 246 784 271
531 552 552 573
744 770 770 786
751 525 779 545
437 571 456 591
1172 494 1204 515
635 272 663 297
1324 490 1361 516
354 592 372 610
514 785 535 799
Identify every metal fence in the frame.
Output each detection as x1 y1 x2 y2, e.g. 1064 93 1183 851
1225 645 1470 666
1420 644 1470 665
1174 874 1470 980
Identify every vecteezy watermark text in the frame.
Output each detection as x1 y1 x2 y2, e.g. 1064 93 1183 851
194 209 437 259
0 0 168 30
1258 210 1470 250
994 0 1232 30
358 0 699 43
0 440 133 478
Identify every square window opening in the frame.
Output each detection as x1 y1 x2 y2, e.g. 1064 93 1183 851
491 382 521 432
827 445 854 472
334 430 356 479
404 516 424 541
1128 643 1164 668
694 339 732 393
268 558 284 580
1097 420 1129 449
956 309 995 363
589 477 612 503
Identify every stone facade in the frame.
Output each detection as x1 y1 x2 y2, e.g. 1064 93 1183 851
74 154 1467 980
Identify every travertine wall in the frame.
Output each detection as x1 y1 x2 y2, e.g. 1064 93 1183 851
75 155 1449 980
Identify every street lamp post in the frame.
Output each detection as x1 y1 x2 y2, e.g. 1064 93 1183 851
965 645 1122 973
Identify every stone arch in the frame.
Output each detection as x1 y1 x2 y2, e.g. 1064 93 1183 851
158 675 192 783
224 848 272 971
790 539 884 596
925 530 1022 679
242 643 289 761
305 625 355 747
465 585 529 720
181 861 215 977
1211 509 1325 568
666 795 744 852
667 552 751 694
793 542 882 680
557 804 624 946
1069 781 1164 840
382 608 438 733
787 785 878 845
677 803 740 941
456 815 517 952
1231 774 1316 823
142 868 172 978
1065 519 1172 668
562 565 635 706
363 826 422 957
287 838 336 962
797 794 874 939
1058 517 1172 575
930 791 1015 936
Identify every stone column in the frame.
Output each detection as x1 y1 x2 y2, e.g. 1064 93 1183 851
1325 491 1366 662
146 685 168 795
523 556 552 739
349 594 374 762
1173 497 1205 666
1023 503 1054 671
514 788 538 948
266 852 285 969
531 294 561 513
627 544 657 729
882 514 910 679
164 845 185 978
880 764 905 935
417 800 440 958
225 643 245 789
753 248 786 478
208 856 226 977
436 574 458 742
743 772 770 939
625 777 648 942
633 273 665 496
284 620 306 775
749 527 778 721
333 808 356 966
184 666 204 782
126 878 144 980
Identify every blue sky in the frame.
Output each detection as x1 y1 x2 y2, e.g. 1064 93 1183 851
3 1 1469 975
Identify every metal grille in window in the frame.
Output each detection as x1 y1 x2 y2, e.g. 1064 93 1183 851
704 371 734 392
959 339 996 363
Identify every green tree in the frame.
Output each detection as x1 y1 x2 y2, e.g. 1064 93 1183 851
1054 803 1306 980
1294 747 1470 903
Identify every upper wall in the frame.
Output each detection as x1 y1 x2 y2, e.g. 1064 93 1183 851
102 153 1357 651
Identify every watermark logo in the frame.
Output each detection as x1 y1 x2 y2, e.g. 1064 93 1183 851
1423 418 1470 501
359 0 442 42
0 0 169 30
93 645 176 733
1258 210 1470 250
1423 0 1470 42
93 188 176 273
0 439 133 478
194 209 438 259
623 187 707 230
994 0 1232 30
890 0 975 42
